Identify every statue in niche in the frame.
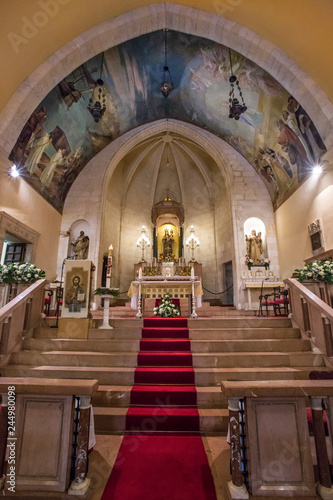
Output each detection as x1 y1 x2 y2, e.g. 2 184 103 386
162 229 174 260
245 230 263 264
71 231 89 260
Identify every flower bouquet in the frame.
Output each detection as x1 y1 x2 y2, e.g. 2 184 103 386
153 294 181 317
0 262 45 284
292 259 333 284
245 256 254 270
260 258 270 269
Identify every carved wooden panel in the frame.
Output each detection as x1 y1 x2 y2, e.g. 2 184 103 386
246 397 316 497
14 394 73 492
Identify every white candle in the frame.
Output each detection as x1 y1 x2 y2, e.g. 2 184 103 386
139 268 142 279
191 267 195 279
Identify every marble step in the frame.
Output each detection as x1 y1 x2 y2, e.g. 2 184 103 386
34 325 300 341
89 325 299 340
1 365 327 386
7 350 323 368
189 327 301 339
93 406 229 434
92 385 227 408
188 317 292 328
21 338 310 353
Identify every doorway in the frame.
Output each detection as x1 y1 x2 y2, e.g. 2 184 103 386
223 261 234 306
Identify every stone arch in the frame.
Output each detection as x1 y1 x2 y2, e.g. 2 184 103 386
58 118 278 308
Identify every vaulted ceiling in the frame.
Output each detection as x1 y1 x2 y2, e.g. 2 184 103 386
1 0 333 114
7 29 326 212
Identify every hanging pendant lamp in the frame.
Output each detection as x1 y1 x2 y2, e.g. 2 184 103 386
228 48 247 120
160 29 174 98
87 53 107 122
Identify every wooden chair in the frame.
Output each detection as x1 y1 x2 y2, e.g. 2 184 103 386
259 287 289 316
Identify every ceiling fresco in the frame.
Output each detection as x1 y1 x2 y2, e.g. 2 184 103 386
9 30 326 213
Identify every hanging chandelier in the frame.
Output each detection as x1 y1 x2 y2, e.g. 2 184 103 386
228 49 247 120
160 29 174 98
87 53 107 122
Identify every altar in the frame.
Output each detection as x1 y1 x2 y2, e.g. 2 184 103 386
128 276 203 314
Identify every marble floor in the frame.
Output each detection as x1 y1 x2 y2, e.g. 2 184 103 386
87 434 231 500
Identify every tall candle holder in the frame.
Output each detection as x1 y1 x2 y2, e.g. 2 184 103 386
99 245 114 329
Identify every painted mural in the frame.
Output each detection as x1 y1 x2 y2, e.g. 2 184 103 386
9 30 326 212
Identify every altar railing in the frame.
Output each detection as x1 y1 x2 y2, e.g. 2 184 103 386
222 380 333 499
0 377 98 494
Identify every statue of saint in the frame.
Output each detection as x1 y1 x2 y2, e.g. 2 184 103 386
162 229 174 260
71 231 89 260
245 229 263 264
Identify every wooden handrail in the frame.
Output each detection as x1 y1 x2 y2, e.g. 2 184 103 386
285 278 333 360
0 279 47 359
0 377 98 396
285 278 333 320
0 279 47 320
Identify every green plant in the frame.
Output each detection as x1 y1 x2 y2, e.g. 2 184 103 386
94 287 120 296
292 259 333 285
153 294 181 318
0 262 45 284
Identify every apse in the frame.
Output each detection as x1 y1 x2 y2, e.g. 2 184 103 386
100 130 232 299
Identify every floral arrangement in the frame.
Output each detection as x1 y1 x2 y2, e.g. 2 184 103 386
292 259 333 285
245 256 254 268
0 262 45 284
153 294 181 318
94 287 120 296
260 258 270 268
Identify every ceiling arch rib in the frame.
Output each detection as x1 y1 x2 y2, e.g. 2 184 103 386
169 142 186 206
150 141 167 207
172 139 214 208
121 138 163 206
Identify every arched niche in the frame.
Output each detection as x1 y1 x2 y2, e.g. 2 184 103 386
151 198 185 260
68 219 91 259
244 217 267 261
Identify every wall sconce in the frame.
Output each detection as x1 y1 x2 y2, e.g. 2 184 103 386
137 225 151 262
186 225 200 262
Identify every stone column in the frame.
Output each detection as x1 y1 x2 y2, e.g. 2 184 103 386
311 397 333 500
0 394 8 490
227 397 249 499
68 396 91 496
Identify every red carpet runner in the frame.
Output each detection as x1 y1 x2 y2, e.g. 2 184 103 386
101 317 217 499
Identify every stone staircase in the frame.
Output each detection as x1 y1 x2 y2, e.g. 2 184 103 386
1 317 326 434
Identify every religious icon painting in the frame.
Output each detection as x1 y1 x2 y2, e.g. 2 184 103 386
61 259 91 318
